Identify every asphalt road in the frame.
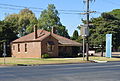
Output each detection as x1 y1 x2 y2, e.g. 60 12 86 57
0 62 120 81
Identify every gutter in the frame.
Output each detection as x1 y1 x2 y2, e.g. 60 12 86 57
91 60 108 63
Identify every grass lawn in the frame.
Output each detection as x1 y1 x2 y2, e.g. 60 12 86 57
0 57 87 65
0 57 120 65
89 56 120 61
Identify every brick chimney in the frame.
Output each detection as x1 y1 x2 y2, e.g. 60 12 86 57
34 25 37 39
51 27 56 34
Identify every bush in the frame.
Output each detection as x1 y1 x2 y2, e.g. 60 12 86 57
42 54 49 58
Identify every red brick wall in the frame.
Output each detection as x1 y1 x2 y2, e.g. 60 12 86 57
11 35 59 58
41 35 58 57
11 42 41 58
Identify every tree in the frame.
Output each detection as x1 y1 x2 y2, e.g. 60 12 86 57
38 4 70 38
0 21 17 41
4 8 37 37
18 8 37 35
88 11 120 53
4 14 19 33
0 21 18 56
71 30 79 40
109 9 120 19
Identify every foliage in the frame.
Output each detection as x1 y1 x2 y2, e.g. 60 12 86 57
4 5 70 38
76 36 83 43
88 9 120 51
71 30 79 40
109 9 120 19
0 21 18 56
0 21 18 42
42 54 50 58
4 14 19 33
38 4 70 38
4 8 37 37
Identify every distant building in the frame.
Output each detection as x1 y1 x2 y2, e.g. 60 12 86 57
11 26 82 58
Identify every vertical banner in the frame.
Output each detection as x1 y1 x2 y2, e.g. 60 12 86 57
106 34 112 58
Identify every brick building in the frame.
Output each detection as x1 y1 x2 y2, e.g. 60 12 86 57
11 26 82 58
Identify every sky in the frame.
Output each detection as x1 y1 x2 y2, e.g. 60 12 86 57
0 0 120 36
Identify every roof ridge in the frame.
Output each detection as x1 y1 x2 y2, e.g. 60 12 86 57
52 33 80 43
12 29 81 46
39 30 44 34
37 33 45 38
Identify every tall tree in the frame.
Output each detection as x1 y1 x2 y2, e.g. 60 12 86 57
109 9 120 19
0 21 18 42
4 8 37 37
18 8 37 35
38 4 70 38
71 30 79 40
0 21 18 56
88 11 120 52
4 14 19 33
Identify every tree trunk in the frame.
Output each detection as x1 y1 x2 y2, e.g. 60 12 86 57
101 42 104 57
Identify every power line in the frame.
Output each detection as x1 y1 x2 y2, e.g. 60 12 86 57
0 3 44 10
0 6 88 15
59 12 84 14
59 10 84 12
0 6 21 11
0 6 83 15
0 6 101 15
0 6 43 13
0 3 84 13
0 2 101 16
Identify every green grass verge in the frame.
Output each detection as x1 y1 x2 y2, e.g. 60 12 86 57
89 56 120 61
0 57 120 65
0 57 87 65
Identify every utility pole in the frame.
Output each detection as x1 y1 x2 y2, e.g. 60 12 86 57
81 0 96 61
86 0 89 61
82 36 85 60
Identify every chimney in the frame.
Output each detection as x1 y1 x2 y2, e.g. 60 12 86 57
34 25 37 39
51 27 56 34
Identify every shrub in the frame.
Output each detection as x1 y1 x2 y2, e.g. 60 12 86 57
42 54 49 58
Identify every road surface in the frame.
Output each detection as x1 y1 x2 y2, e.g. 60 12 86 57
0 62 120 81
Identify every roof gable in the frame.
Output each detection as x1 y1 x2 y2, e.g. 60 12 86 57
12 30 50 43
12 29 81 46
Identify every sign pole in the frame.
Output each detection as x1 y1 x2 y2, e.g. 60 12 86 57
3 42 7 64
83 36 85 60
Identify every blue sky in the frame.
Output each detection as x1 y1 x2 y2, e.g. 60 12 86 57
0 0 120 36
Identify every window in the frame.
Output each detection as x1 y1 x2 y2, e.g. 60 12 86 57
13 45 15 50
25 44 27 52
18 44 20 52
47 44 53 52
47 41 55 52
